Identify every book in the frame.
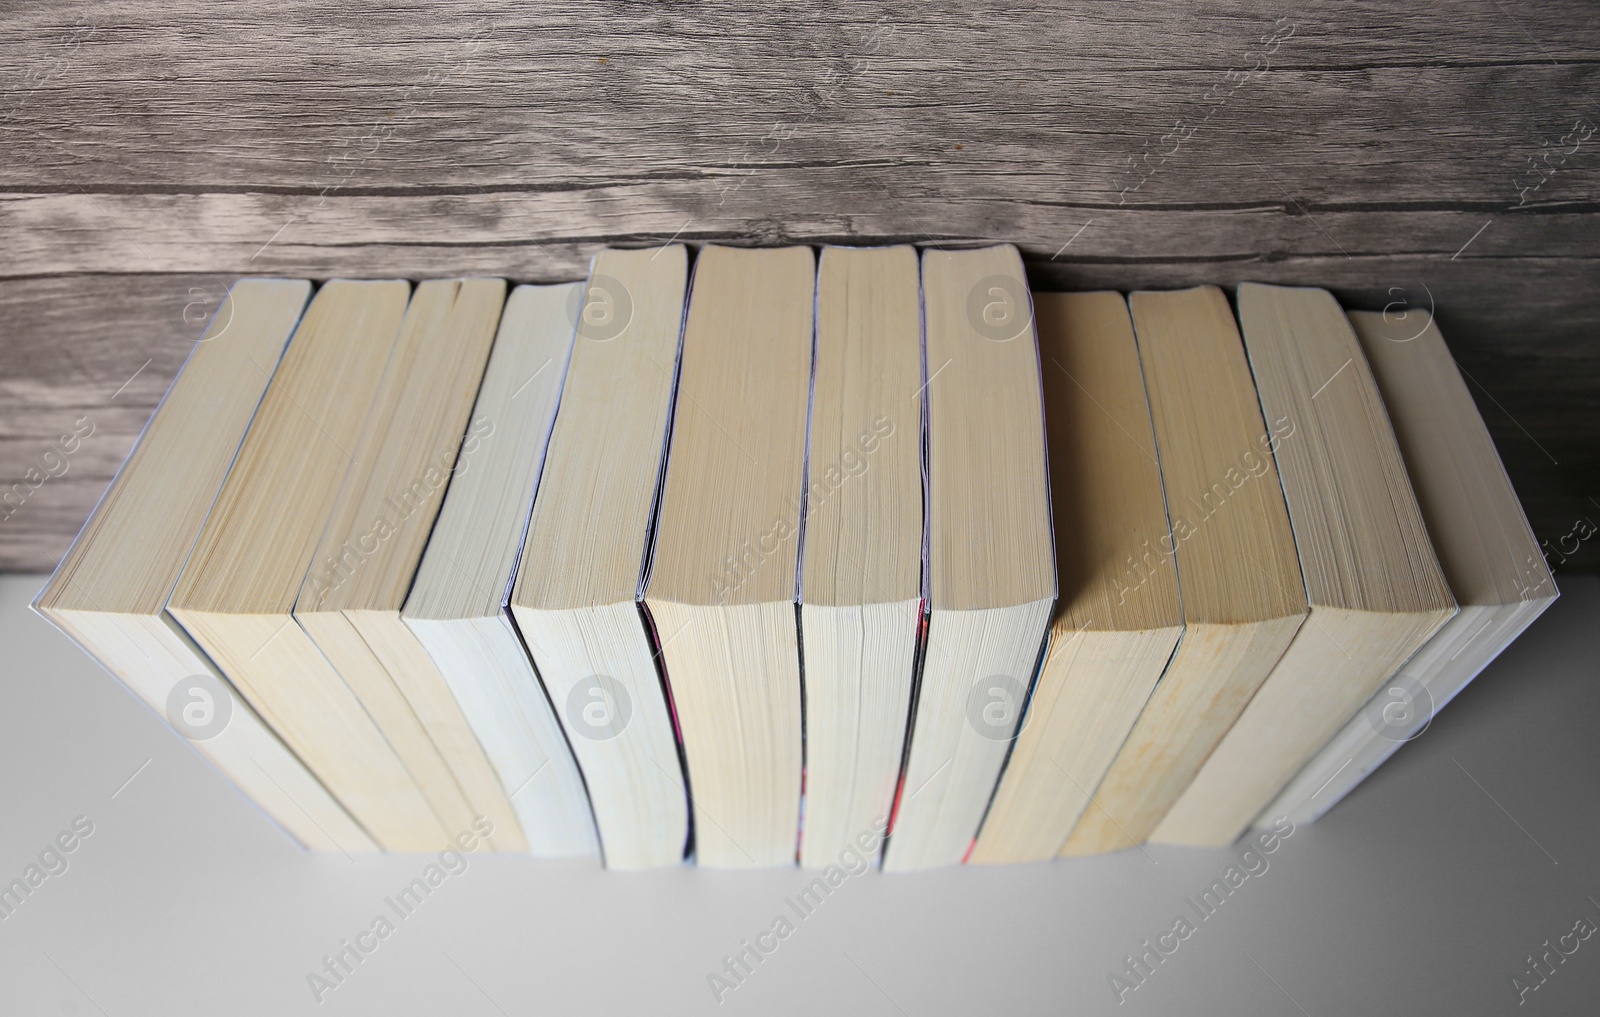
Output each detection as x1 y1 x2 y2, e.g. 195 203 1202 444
48 252 1551 866
403 283 598 859
969 291 1182 865
798 245 923 868
170 280 454 850
1258 306 1557 826
642 244 815 867
883 245 1055 872
1063 286 1308 857
292 278 525 851
509 248 694 870
34 279 374 852
1152 283 1456 845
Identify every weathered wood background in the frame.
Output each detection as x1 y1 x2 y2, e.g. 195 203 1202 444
2 1 1596 572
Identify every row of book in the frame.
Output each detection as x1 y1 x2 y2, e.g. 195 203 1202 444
36 244 1556 870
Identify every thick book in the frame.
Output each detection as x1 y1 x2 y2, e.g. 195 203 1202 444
642 245 815 867
35 279 374 852
1063 286 1308 857
970 291 1182 865
293 278 524 850
798 245 923 868
884 245 1055 872
169 280 449 849
509 248 694 870
403 283 598 859
1258 306 1557 826
1153 284 1456 845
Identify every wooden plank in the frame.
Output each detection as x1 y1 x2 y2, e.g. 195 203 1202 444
2 5 1597 205
2 193 1598 278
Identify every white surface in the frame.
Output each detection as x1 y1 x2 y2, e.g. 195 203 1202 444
1 572 1597 1015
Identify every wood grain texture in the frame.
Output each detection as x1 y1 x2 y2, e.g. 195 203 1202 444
0 273 231 571
1 1 1596 571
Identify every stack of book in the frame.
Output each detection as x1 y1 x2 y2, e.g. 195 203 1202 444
35 244 1557 869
